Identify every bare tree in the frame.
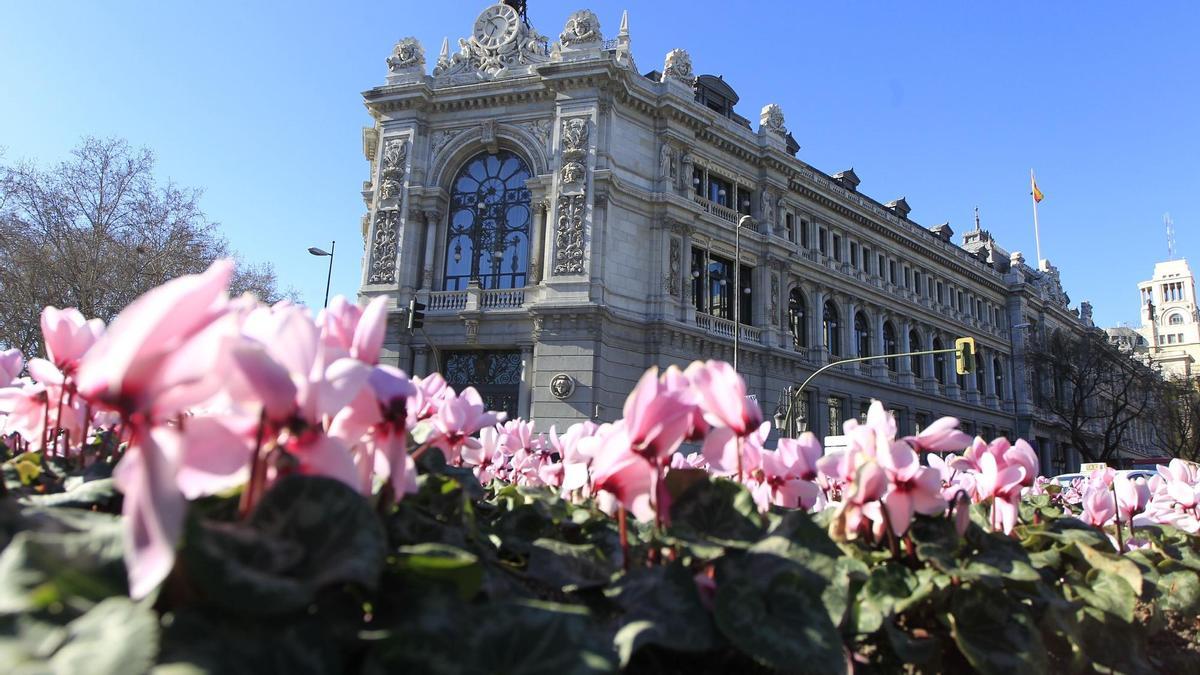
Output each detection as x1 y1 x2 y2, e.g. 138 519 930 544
1026 328 1161 464
1150 376 1200 463
0 137 295 356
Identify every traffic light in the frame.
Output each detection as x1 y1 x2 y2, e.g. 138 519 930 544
406 298 426 331
954 337 976 375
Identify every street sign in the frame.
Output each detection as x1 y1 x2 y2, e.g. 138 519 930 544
1080 462 1107 473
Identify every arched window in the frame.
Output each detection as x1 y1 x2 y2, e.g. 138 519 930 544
788 289 807 349
994 357 1005 399
1169 313 1185 325
932 337 946 385
909 329 923 377
823 301 841 356
883 322 898 371
443 151 532 291
854 311 871 357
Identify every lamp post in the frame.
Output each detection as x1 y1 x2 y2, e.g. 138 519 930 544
308 240 335 308
733 214 754 374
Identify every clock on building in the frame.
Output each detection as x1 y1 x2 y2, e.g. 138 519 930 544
474 4 519 50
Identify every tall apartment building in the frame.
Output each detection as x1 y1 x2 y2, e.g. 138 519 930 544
357 2 1131 473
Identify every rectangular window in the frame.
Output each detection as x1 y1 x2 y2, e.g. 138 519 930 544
904 267 912 289
691 247 707 314
937 281 944 304
801 220 810 248
878 254 885 277
827 396 844 437
708 175 732 206
850 242 858 267
832 234 842 261
693 168 705 197
913 271 921 295
957 290 964 311
739 264 754 326
862 247 871 273
785 213 795 242
889 260 897 284
819 227 828 255
914 413 929 434
706 254 734 319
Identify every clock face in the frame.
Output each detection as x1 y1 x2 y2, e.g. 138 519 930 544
473 4 519 49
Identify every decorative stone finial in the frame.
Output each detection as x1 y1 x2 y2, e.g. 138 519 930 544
386 37 425 74
560 9 601 47
619 9 629 37
437 37 450 69
760 103 787 135
1010 250 1026 267
662 49 695 85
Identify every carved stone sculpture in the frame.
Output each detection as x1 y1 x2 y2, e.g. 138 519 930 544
559 9 601 47
668 237 681 296
550 373 576 399
554 194 586 275
386 37 425 72
378 138 408 201
433 3 550 84
760 103 787 135
560 118 589 160
367 210 400 284
662 49 695 85
560 161 585 186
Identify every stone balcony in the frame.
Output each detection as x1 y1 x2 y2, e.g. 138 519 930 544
425 284 527 314
695 312 763 344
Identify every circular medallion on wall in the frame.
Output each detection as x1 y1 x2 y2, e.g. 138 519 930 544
549 373 575 399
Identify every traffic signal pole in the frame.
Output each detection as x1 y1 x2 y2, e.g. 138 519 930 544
777 338 975 438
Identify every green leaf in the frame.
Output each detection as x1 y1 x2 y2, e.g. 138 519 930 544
20 478 118 510
525 538 615 592
0 597 159 675
158 607 342 675
0 512 125 616
884 619 940 668
1066 542 1143 597
908 514 961 570
713 558 845 674
467 600 615 675
668 477 764 547
392 543 482 599
964 527 1041 583
1067 569 1136 623
182 475 386 615
849 563 931 635
1155 570 1200 613
607 563 722 666
946 585 1048 675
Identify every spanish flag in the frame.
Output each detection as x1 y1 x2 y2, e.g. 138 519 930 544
1031 176 1044 203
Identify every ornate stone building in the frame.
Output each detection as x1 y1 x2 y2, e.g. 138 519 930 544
357 2 1121 473
1132 258 1199 378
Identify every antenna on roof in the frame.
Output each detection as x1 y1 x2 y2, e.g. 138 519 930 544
1165 212 1176 260
974 206 981 230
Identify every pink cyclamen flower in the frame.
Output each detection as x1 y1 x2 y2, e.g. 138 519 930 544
621 367 695 463
1113 474 1150 524
316 295 388 365
876 440 947 536
1003 440 1040 488
905 416 973 454
1081 486 1116 527
589 422 655 522
76 259 235 418
429 386 503 464
0 348 23 387
40 306 104 374
976 452 1026 534
686 360 762 436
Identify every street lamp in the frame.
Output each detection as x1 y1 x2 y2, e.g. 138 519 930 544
733 215 754 375
308 240 335 308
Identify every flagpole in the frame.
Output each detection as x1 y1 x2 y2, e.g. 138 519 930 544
1031 168 1043 266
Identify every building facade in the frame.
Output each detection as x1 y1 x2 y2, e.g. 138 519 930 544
357 2 1129 473
1133 259 1200 378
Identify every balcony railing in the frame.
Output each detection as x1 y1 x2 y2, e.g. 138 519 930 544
480 287 525 309
695 313 762 344
692 195 740 224
427 290 468 312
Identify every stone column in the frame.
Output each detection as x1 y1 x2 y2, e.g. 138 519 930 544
872 311 887 378
899 320 915 388
983 349 998 407
681 227 694 322
518 345 534 419
965 346 981 405
420 210 440 290
528 198 548 284
413 346 429 378
813 289 828 365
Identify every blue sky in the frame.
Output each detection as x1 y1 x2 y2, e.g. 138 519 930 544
2 1 1197 328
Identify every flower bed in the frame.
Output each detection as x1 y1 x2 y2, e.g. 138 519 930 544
1 262 1199 673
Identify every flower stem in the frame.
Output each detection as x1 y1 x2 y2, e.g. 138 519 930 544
239 408 269 518
618 505 630 571
1111 482 1124 553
